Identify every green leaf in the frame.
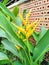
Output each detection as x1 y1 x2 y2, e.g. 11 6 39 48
0 11 22 47
33 30 49 62
26 40 34 54
22 9 27 17
0 28 7 38
13 6 19 17
2 0 8 5
32 26 47 43
0 3 15 21
48 62 49 65
15 16 22 26
2 39 20 57
2 39 32 65
0 11 28 53
0 12 31 65
38 26 47 42
32 32 39 42
0 52 9 60
12 61 22 65
0 52 10 64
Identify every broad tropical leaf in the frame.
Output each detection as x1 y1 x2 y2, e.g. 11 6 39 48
33 30 49 62
0 11 31 65
2 39 20 58
32 26 47 43
2 39 32 65
38 26 47 42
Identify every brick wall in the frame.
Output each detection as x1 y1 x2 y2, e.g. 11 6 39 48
19 0 49 32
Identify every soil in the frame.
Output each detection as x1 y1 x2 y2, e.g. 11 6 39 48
29 36 36 47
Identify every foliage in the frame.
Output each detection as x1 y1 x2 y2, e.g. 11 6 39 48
22 9 27 17
0 3 49 65
12 6 19 17
2 0 8 5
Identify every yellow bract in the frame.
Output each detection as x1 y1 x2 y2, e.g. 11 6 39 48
12 23 26 35
26 19 41 39
15 45 20 51
12 9 41 40
26 9 32 23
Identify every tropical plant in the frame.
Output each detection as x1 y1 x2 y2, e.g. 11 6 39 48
0 3 49 65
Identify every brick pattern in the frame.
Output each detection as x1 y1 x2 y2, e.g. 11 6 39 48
19 0 49 32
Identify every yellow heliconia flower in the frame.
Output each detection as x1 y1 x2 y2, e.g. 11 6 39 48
15 45 20 51
12 9 41 40
26 19 41 39
12 23 26 35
